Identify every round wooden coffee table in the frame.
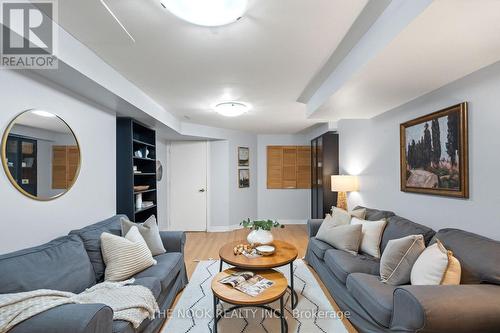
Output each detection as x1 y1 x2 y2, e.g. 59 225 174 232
218 240 299 309
211 268 288 333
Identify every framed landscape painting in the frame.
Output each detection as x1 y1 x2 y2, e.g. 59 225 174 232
400 103 469 198
239 169 250 188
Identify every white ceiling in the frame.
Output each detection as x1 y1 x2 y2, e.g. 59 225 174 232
14 111 73 134
313 0 500 120
56 0 368 134
55 0 500 134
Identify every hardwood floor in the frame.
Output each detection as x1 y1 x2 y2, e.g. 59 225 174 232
166 225 357 333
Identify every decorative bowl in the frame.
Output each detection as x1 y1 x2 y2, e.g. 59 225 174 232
134 185 150 192
256 245 275 256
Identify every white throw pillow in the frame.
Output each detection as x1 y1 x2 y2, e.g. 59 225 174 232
101 226 157 281
411 240 461 285
121 215 166 256
316 224 363 255
350 217 387 258
328 207 367 225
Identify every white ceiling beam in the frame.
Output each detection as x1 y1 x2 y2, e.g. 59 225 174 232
305 0 433 118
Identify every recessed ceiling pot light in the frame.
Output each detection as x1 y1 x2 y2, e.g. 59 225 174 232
214 102 249 117
160 0 248 27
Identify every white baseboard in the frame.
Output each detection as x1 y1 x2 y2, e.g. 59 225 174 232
277 219 307 225
206 219 307 232
207 224 243 232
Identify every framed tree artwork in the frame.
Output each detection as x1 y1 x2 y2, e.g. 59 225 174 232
400 102 469 198
239 169 250 188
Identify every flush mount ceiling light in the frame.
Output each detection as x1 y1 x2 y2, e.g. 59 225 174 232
214 102 249 117
32 110 56 118
160 0 248 27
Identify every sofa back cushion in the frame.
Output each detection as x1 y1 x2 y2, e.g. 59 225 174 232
69 215 125 282
354 206 395 221
381 215 435 253
433 229 500 285
0 235 95 294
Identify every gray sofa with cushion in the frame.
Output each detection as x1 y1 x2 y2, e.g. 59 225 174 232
305 206 500 333
0 215 188 333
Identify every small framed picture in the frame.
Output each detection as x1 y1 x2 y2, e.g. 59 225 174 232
238 147 249 166
239 169 250 188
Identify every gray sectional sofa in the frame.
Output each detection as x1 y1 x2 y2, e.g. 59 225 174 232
305 206 500 333
0 215 188 333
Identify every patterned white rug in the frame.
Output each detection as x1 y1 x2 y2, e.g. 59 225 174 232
162 259 349 333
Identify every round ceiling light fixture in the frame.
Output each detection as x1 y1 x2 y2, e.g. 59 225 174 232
214 102 249 117
32 110 57 118
160 0 248 27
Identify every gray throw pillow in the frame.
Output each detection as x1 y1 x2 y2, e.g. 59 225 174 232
316 224 363 255
121 215 166 256
380 235 425 285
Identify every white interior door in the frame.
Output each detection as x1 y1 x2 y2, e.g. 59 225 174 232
169 141 208 231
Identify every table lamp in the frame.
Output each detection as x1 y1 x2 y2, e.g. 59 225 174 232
331 175 359 211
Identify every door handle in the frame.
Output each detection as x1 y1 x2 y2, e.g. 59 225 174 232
199 188 206 192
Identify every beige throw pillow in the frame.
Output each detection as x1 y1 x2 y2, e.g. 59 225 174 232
411 240 461 285
351 217 387 258
121 215 166 256
101 226 157 281
316 224 363 255
380 235 425 285
328 207 367 226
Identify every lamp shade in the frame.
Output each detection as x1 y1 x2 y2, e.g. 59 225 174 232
331 175 359 192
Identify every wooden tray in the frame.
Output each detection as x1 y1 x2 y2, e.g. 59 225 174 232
134 185 150 191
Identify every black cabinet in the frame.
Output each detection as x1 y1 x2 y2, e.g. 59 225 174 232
5 135 37 196
116 118 158 222
311 132 339 219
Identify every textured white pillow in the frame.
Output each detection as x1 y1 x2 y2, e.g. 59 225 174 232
121 215 166 256
351 217 387 258
411 240 461 285
328 207 367 225
101 226 157 281
316 224 363 255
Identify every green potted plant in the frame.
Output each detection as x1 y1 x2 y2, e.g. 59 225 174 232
240 218 284 245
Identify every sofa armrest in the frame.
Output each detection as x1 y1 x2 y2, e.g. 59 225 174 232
9 303 113 333
391 284 500 333
160 231 186 254
307 219 323 237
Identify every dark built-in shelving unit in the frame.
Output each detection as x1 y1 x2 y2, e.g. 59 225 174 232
117 118 158 222
311 132 339 219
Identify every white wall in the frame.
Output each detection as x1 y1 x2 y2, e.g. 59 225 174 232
0 70 116 254
208 140 230 229
228 134 258 227
257 134 311 223
338 61 500 240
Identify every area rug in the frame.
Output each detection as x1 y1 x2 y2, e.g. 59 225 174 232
161 259 349 333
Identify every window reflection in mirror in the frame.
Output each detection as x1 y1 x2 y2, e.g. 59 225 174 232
2 110 80 200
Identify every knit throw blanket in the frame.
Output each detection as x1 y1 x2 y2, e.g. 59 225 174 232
0 279 159 333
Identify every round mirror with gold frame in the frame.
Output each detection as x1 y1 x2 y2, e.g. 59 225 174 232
1 110 81 201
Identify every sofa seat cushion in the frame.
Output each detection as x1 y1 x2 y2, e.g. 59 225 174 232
134 252 184 292
309 237 335 260
0 235 95 294
324 249 380 284
347 273 396 328
133 277 162 299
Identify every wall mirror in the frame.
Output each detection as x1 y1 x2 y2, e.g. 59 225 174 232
1 110 81 201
